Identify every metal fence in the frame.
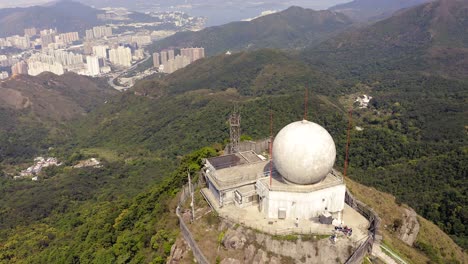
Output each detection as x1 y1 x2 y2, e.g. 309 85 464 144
344 190 381 264
176 182 209 264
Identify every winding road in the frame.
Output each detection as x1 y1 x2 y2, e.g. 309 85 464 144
107 52 152 91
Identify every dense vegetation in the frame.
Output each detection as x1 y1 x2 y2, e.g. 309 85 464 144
0 146 216 263
151 6 352 56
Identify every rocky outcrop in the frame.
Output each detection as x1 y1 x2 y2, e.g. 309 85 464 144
167 238 189 264
252 249 269 264
222 230 247 250
244 244 256 263
398 208 420 246
220 258 241 264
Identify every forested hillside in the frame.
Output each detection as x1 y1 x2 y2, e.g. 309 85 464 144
152 6 353 56
329 0 431 22
0 72 116 164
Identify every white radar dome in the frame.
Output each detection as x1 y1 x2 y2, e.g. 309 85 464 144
272 120 336 185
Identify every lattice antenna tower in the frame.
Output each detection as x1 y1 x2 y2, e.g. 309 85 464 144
229 105 241 154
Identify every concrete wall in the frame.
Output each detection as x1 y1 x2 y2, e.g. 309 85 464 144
258 183 346 220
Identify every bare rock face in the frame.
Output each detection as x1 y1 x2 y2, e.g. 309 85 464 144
244 244 256 263
220 258 241 264
167 238 188 264
270 256 281 264
399 208 420 246
252 249 269 264
222 230 247 250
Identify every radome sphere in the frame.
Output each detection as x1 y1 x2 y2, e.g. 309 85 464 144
272 120 336 185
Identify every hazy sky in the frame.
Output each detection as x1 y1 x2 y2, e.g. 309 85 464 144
0 0 351 10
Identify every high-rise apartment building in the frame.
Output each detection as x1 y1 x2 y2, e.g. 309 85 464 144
0 71 9 80
93 45 109 58
11 61 28 75
168 49 175 61
85 30 94 40
131 35 152 47
24 27 37 37
41 34 55 48
27 61 64 76
153 52 160 68
56 32 79 44
109 46 132 67
86 56 100 76
160 51 168 65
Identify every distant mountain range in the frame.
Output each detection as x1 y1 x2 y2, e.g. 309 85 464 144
329 0 433 22
0 1 103 37
306 0 468 79
154 6 353 56
0 0 156 37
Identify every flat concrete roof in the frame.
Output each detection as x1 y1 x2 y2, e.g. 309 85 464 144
258 168 344 193
207 150 262 170
236 184 256 196
207 159 271 190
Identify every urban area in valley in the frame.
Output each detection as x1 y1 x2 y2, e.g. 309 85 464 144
0 7 206 90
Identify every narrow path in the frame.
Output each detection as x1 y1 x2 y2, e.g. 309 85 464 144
372 242 407 264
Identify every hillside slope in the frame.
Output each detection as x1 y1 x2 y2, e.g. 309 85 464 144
0 1 102 37
306 0 468 80
0 72 117 163
153 6 353 56
330 0 432 22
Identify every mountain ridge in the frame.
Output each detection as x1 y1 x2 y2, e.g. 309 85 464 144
0 1 103 37
329 0 433 22
152 6 353 56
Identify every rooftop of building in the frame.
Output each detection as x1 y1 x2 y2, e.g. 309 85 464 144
206 150 264 170
257 168 344 193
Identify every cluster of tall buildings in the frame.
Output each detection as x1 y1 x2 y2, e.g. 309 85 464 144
0 71 9 80
0 35 31 49
0 55 19 67
86 26 113 40
109 46 132 67
11 61 28 75
26 51 83 76
153 47 205 74
131 35 152 46
56 32 80 44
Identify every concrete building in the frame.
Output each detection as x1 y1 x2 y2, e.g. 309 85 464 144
6 35 30 49
202 120 346 223
109 46 132 67
24 27 37 37
0 71 9 80
133 49 145 60
86 56 100 76
180 47 205 63
85 29 94 40
153 52 160 68
56 32 79 44
160 51 168 65
11 61 28 75
41 34 55 48
93 45 109 58
131 35 152 46
27 60 64 76
168 49 175 61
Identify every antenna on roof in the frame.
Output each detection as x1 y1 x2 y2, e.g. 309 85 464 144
229 104 241 154
343 108 353 179
304 87 308 120
269 108 274 188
